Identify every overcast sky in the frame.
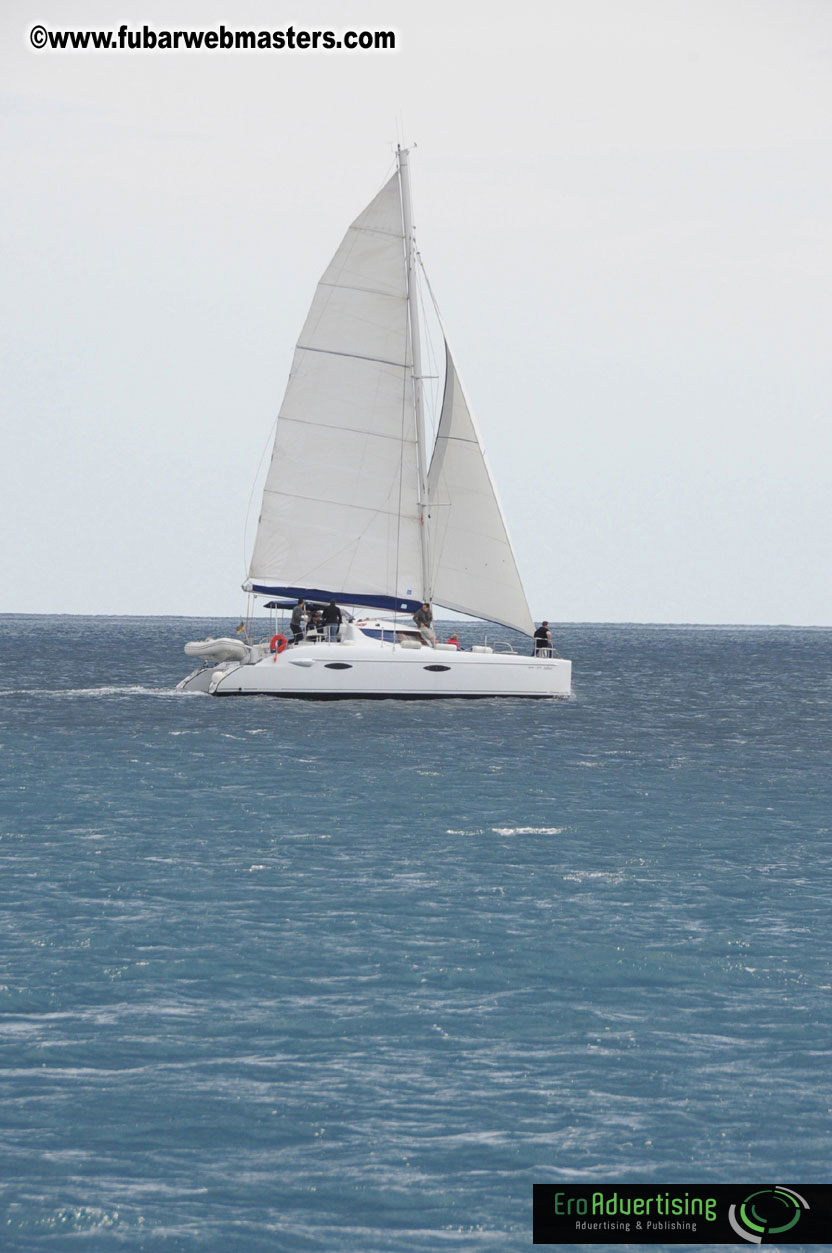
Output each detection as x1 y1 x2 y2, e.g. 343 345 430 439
3 0 830 623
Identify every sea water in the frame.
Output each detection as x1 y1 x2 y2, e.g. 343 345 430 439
1 616 830 1251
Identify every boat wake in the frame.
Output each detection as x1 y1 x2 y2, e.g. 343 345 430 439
492 826 565 836
0 685 185 699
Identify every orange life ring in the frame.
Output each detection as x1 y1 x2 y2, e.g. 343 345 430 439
269 634 288 657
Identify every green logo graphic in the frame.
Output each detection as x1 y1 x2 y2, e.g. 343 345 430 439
728 1187 809 1243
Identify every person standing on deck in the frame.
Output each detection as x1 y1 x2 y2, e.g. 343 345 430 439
533 622 552 657
290 599 306 645
322 600 342 643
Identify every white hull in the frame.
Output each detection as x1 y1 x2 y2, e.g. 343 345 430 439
178 636 570 699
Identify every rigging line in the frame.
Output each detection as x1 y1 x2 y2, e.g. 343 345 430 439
399 149 432 605
415 247 449 337
242 412 279 580
393 293 411 611
416 264 442 453
392 150 417 609
415 246 452 479
380 152 398 191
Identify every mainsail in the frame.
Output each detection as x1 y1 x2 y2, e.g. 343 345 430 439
427 346 535 636
247 173 423 611
247 153 536 635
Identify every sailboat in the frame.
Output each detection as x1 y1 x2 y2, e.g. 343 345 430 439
179 148 571 699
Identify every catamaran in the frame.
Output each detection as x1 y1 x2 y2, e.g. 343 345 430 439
179 148 571 698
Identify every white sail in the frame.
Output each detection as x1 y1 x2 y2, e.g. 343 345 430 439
427 345 535 636
247 173 423 607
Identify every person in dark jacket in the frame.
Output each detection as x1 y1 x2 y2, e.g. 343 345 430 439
413 603 436 645
533 621 552 656
322 600 342 643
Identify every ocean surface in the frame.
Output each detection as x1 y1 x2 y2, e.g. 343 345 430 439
1 616 830 1251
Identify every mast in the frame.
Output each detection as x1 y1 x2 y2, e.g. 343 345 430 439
397 146 432 606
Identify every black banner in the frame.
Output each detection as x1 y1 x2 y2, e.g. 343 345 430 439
533 1184 832 1244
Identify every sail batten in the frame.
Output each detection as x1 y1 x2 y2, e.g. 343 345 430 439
272 420 413 443
317 280 405 293
296 345 409 369
258 488 415 517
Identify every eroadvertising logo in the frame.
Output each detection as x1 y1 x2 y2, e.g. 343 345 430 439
727 1187 809 1243
532 1183 832 1244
